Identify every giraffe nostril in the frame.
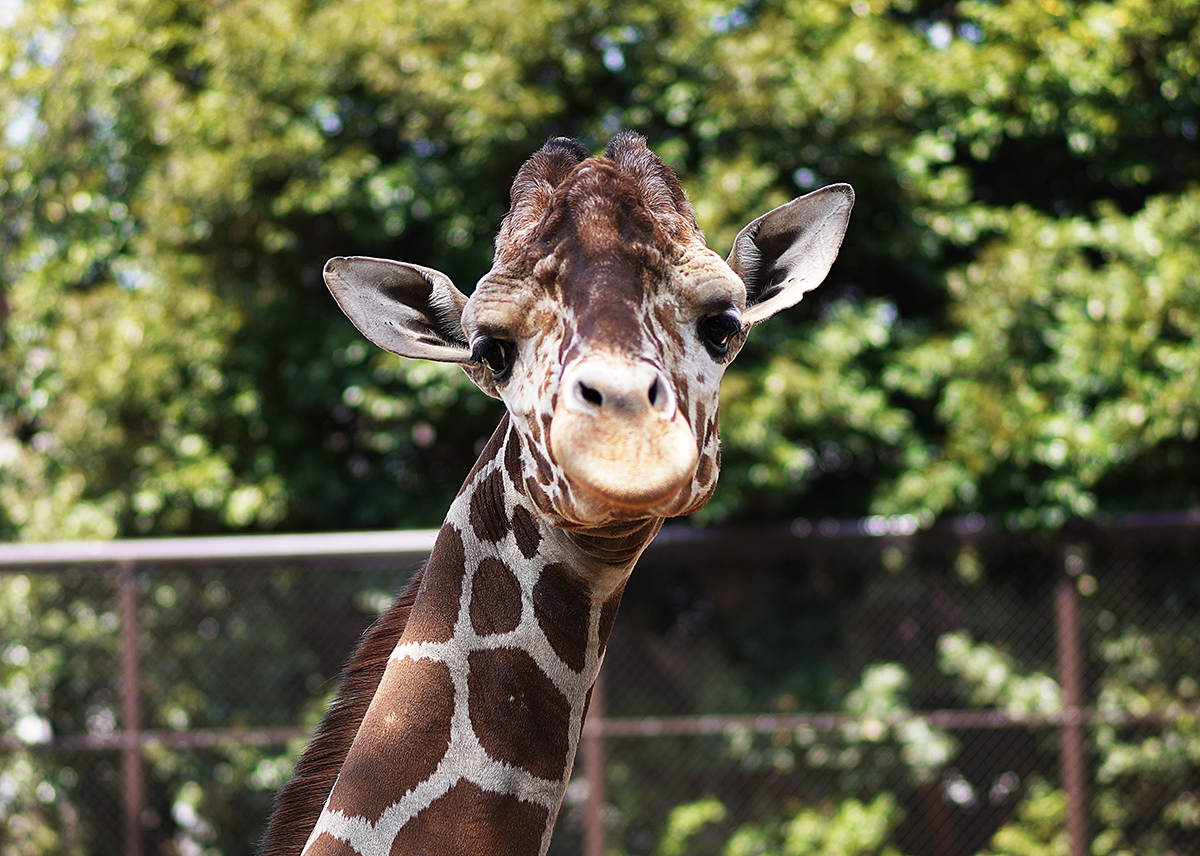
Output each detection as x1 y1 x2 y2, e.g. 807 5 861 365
564 362 675 417
578 381 603 408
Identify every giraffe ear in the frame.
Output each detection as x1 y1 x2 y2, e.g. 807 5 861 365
324 256 472 363
728 184 854 325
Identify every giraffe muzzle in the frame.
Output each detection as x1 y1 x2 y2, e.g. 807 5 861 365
550 359 699 511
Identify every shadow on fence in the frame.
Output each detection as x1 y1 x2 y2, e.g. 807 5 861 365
2 513 1199 856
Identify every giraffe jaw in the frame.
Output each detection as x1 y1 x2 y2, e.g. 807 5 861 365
549 408 700 514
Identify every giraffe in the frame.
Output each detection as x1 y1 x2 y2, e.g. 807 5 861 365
260 133 853 856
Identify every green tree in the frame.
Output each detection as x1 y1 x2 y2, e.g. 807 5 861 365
4 0 1199 539
652 793 907 856
4 2 1200 854
942 623 1200 856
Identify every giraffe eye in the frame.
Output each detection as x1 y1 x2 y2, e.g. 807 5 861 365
471 337 516 381
698 312 743 358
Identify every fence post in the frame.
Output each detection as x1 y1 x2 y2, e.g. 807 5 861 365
1055 543 1087 856
119 561 145 856
582 668 607 856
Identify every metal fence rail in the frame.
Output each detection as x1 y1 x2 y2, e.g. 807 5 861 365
2 513 1199 856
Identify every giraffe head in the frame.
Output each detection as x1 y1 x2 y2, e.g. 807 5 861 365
325 133 852 528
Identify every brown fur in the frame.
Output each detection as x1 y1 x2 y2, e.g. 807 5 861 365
259 420 515 856
387 780 550 856
257 569 424 856
326 658 455 824
466 648 572 779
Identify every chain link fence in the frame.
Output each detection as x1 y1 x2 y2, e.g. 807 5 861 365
2 514 1199 856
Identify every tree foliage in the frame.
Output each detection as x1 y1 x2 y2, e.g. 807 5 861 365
3 1 1199 850
2 0 1198 540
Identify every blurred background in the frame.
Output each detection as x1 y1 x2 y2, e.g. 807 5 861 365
2 0 1198 853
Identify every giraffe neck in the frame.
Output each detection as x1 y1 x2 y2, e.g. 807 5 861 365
302 416 659 856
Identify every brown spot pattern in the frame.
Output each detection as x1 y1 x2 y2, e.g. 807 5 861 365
468 648 571 781
469 557 523 636
652 300 686 351
674 374 694 423
695 452 714 491
526 475 555 516
403 528 465 644
700 408 717 450
534 452 555 487
597 581 626 656
511 505 542 559
533 563 592 673
581 684 595 725
327 659 454 824
304 832 356 856
504 427 524 485
526 413 543 446
469 468 511 543
390 780 548 856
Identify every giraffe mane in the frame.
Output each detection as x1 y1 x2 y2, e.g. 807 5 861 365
259 418 515 855
257 569 424 856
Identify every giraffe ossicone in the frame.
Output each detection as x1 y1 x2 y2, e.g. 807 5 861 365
261 133 852 856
